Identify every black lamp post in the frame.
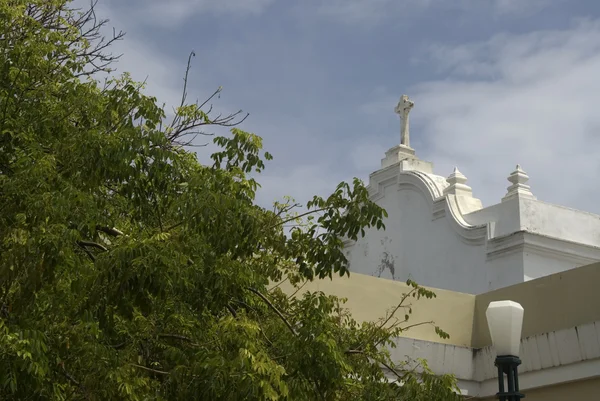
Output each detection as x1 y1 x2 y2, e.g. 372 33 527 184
486 300 525 401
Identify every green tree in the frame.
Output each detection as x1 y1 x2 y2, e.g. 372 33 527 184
0 1 462 399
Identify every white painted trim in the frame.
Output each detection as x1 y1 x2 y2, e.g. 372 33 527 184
388 320 600 398
459 357 600 398
486 231 600 264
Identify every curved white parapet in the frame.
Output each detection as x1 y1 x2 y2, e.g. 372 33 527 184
368 162 490 245
347 148 600 294
399 170 489 244
350 95 600 293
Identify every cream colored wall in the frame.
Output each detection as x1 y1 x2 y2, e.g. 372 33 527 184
279 262 600 349
278 272 475 346
479 377 600 401
472 262 600 348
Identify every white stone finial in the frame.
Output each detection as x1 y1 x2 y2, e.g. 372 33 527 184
394 95 414 148
502 164 536 202
444 167 473 197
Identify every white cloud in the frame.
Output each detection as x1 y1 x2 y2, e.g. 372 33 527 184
83 0 186 109
350 141 387 171
316 0 430 25
403 19 600 212
256 164 345 208
140 0 275 26
315 0 557 25
77 0 600 217
492 0 556 16
71 0 244 161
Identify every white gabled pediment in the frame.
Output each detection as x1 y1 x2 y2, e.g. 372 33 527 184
369 152 490 246
349 143 600 293
350 96 600 293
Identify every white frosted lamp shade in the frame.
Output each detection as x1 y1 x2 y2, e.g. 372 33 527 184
485 300 524 357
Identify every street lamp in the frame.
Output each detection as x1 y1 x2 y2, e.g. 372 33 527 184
486 300 525 401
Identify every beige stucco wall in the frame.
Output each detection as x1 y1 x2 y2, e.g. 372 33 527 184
472 261 600 348
280 261 600 348
278 272 475 346
479 377 600 400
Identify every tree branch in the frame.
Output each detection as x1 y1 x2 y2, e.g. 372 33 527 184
376 288 416 332
60 365 91 400
109 341 127 349
96 225 124 237
344 349 412 383
168 51 195 131
130 363 170 376
77 243 96 262
270 207 328 229
226 304 238 318
287 280 308 300
356 288 417 351
77 240 108 252
247 287 297 336
158 333 199 346
267 277 289 292
400 321 435 332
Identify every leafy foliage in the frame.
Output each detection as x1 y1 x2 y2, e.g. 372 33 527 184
0 1 462 399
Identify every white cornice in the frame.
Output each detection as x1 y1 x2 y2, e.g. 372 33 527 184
388 320 600 398
486 231 600 264
460 357 600 398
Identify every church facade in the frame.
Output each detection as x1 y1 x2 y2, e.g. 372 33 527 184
282 95 600 399
344 95 600 294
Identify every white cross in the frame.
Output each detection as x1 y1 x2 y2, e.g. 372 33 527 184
394 95 414 147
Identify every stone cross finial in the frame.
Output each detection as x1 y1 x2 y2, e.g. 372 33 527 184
394 95 414 148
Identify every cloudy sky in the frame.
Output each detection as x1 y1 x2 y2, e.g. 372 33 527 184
84 0 600 214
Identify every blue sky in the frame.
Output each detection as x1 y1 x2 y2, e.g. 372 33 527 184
86 0 600 214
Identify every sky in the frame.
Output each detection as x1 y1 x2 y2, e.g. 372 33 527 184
79 0 600 214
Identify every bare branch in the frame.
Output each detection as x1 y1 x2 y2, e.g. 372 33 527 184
400 321 435 332
168 51 196 131
269 207 329 230
164 53 250 146
376 288 416 332
275 202 301 217
353 288 418 352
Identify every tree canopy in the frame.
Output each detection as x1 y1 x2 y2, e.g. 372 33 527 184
0 1 462 399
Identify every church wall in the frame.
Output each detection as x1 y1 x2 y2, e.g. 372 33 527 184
483 251 524 292
463 198 521 238
346 182 489 294
519 199 600 248
523 250 583 281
